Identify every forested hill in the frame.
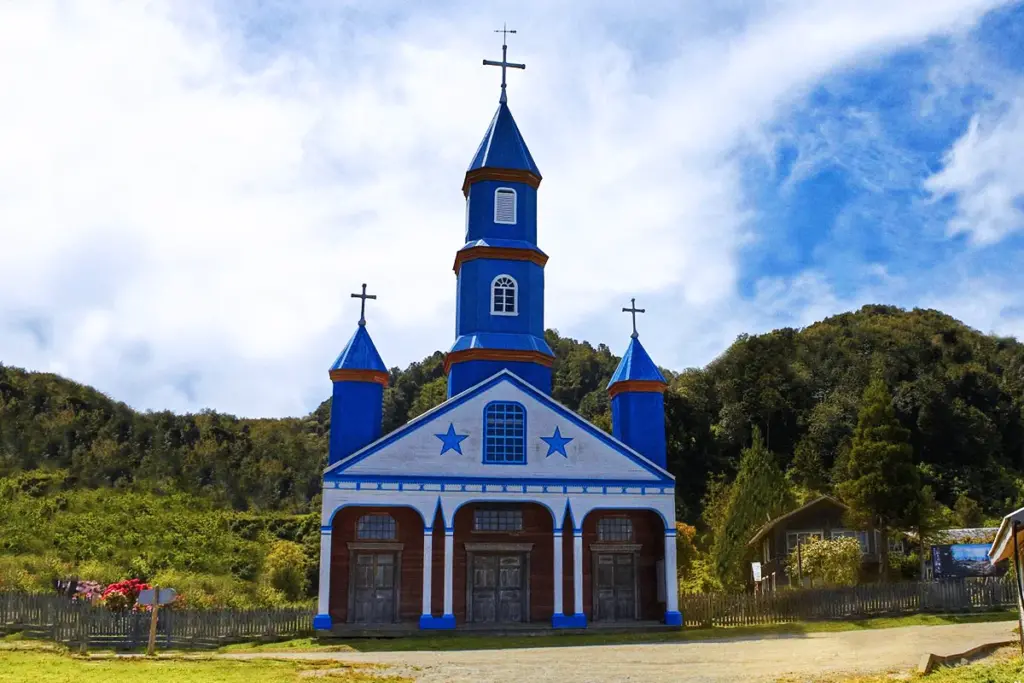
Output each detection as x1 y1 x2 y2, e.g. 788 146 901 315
2 304 1024 523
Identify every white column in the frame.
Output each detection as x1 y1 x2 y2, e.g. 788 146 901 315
421 531 433 617
573 531 584 616
552 530 564 617
443 529 455 616
664 529 682 625
313 529 333 629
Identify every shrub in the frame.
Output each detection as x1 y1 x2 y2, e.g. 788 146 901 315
101 578 150 611
263 541 308 601
785 537 862 587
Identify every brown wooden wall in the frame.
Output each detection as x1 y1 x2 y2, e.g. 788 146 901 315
328 506 425 623
581 509 665 621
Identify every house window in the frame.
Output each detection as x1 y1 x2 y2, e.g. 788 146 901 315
597 518 633 542
483 401 526 464
786 530 823 554
762 538 772 562
889 535 905 554
494 187 517 224
831 529 870 555
356 514 396 540
491 275 518 316
474 508 523 532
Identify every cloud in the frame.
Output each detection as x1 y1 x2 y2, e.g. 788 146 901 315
0 0 1016 416
925 84 1024 245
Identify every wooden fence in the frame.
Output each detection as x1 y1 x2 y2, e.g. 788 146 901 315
0 592 312 650
679 579 1018 628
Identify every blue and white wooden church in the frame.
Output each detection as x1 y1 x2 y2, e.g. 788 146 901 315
314 34 680 632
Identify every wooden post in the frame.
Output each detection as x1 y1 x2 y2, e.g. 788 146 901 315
1012 522 1023 656
146 587 161 657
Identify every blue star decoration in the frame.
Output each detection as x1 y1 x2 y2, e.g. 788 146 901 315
541 427 573 458
435 423 469 455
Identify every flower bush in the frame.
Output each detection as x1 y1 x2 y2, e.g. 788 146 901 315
100 578 150 612
73 580 104 603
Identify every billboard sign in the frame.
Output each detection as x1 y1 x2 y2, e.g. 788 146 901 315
931 543 1004 579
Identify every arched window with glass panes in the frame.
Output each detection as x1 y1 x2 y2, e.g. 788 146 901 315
483 401 526 464
490 275 518 316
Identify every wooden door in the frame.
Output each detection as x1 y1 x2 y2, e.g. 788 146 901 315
470 554 526 623
351 553 396 624
595 553 637 621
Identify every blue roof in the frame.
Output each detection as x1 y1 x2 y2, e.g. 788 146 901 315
607 337 666 387
330 325 387 373
467 102 542 177
460 238 547 257
449 332 554 356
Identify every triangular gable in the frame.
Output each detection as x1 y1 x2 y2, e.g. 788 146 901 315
325 370 672 484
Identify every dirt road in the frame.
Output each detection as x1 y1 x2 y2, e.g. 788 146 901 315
222 620 1017 682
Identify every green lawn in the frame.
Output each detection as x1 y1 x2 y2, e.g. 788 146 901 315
218 611 1018 654
0 648 409 683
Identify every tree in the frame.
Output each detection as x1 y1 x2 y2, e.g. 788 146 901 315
785 537 861 587
712 428 794 590
263 540 308 601
836 378 920 578
953 493 983 528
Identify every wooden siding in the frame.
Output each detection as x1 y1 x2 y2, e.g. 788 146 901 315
581 509 664 620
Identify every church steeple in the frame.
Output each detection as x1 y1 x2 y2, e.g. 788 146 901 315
445 31 555 397
607 300 668 469
328 284 388 465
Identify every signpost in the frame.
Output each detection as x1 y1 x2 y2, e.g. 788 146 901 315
751 561 762 583
138 587 176 656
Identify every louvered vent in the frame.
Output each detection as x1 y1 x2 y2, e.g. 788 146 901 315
494 188 517 224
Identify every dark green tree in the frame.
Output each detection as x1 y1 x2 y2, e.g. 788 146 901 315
836 378 920 578
711 428 794 590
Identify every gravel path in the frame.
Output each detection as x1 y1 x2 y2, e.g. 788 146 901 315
222 621 1017 683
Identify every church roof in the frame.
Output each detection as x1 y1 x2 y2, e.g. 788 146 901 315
449 332 554 356
607 337 666 387
467 101 542 177
330 325 387 373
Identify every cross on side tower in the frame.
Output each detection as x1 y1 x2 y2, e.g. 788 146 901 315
622 298 645 339
483 24 525 104
351 283 377 327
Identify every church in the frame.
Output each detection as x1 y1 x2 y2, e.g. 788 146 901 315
313 38 680 632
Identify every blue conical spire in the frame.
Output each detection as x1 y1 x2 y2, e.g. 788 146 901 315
330 326 387 373
467 102 542 177
607 336 666 388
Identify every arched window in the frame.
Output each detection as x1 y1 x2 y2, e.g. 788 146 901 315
356 513 396 540
491 275 518 316
483 401 526 464
494 187 517 224
597 517 633 542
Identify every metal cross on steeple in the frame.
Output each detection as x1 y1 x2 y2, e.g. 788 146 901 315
483 24 525 104
622 298 646 339
351 283 377 327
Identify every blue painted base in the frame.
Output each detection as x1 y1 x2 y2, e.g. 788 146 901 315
312 613 333 630
664 610 683 627
419 614 456 630
552 613 588 629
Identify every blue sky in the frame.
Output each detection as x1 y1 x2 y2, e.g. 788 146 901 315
1 0 1023 417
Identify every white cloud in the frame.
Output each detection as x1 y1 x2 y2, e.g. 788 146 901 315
925 83 1024 245
0 0 1014 416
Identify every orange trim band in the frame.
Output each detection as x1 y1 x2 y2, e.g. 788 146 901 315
608 380 666 399
444 349 555 374
453 246 549 274
328 369 389 387
462 168 541 197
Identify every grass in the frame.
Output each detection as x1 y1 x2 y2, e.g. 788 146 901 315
0 643 411 683
218 611 1018 654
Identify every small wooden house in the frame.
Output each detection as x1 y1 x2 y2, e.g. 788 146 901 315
747 496 885 590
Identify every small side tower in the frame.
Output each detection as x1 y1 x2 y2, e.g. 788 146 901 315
328 284 388 465
606 299 668 469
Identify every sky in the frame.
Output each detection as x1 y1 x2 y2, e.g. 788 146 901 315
2 0 1024 418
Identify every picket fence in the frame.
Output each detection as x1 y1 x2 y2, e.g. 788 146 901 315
0 592 312 650
679 578 1017 628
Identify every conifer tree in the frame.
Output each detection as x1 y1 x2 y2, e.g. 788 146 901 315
712 427 793 590
836 378 920 578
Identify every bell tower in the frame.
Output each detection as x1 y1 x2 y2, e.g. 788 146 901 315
445 30 554 397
